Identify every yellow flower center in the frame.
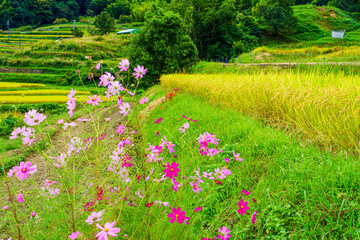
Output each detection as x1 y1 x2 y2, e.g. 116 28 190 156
105 228 109 232
240 206 243 209
175 214 179 218
170 168 173 171
22 168 26 172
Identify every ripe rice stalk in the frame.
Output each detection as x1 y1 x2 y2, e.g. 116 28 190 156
161 71 360 155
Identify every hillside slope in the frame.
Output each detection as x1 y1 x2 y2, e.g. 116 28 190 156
293 5 360 42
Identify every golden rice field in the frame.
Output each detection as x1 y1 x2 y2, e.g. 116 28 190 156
0 89 90 95
161 71 360 154
0 95 117 104
253 45 360 55
0 82 46 88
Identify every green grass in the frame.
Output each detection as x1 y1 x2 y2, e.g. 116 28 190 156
137 86 360 238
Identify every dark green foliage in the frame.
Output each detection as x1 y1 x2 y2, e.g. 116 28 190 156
94 11 115 35
128 7 198 88
71 27 84 37
0 73 69 85
253 0 297 36
105 0 131 19
0 154 25 175
0 114 21 137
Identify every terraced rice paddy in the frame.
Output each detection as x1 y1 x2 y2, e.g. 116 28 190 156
0 82 93 104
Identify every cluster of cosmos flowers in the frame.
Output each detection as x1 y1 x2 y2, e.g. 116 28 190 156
2 59 257 240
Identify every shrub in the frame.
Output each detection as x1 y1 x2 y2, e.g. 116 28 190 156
71 27 84 38
53 18 68 24
0 114 21 137
94 11 116 35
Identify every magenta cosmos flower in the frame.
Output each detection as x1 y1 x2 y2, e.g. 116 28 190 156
118 59 130 71
119 102 131 116
194 206 203 212
86 95 103 106
218 226 231 240
13 161 37 180
163 162 180 178
168 207 189 224
133 65 147 79
68 231 79 239
17 193 24 203
238 199 249 215
96 221 121 240
154 118 163 124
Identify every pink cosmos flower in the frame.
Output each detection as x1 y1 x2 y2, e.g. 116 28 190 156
105 117 110 121
10 127 25 139
117 137 131 147
133 130 137 134
119 102 131 116
251 211 257 224
24 110 46 126
203 172 215 180
7 169 15 177
13 161 37 180
194 206 203 212
87 95 103 106
218 226 231 240
69 231 79 239
63 122 76 130
57 119 64 124
96 61 101 70
31 211 36 217
190 181 203 194
233 151 243 161
21 127 35 146
154 118 162 124
44 179 57 188
116 125 125 134
2 205 8 210
17 193 24 203
171 178 180 191
118 59 130 71
139 97 149 104
77 118 91 122
85 211 103 224
241 190 250 195
67 90 76 118
54 153 66 168
96 221 121 240
179 122 189 133
108 81 124 96
98 72 115 87
238 199 249 215
164 162 180 179
133 65 148 79
224 158 230 162
168 207 189 224
160 136 175 154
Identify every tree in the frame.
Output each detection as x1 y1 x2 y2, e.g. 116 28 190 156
253 0 297 36
128 6 198 88
94 11 115 35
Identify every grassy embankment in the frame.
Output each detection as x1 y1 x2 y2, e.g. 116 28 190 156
136 85 360 239
238 5 360 64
